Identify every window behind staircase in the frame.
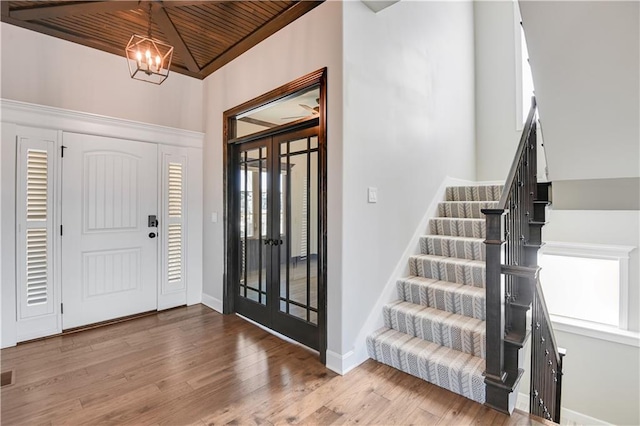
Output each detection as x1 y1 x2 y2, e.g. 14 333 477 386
539 242 633 330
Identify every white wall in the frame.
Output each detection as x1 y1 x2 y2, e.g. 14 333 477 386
1 23 203 132
474 1 522 181
200 1 344 350
555 330 639 426
517 209 640 425
341 1 476 365
519 1 640 182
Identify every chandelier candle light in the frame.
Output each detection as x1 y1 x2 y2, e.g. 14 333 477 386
125 3 173 84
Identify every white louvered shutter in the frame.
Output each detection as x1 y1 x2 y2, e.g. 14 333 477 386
162 155 186 296
17 138 55 318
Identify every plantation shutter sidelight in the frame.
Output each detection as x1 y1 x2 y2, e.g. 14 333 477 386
18 139 55 318
163 157 186 295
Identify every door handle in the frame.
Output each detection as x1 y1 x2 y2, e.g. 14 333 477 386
263 238 271 245
149 232 157 238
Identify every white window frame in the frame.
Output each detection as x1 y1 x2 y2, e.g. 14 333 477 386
540 241 639 347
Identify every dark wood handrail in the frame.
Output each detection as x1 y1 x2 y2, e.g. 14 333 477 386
482 96 564 422
497 96 538 210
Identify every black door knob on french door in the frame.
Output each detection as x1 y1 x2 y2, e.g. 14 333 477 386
149 232 157 238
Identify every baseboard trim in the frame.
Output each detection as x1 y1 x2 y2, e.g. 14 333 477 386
517 392 612 425
201 293 223 313
559 407 612 426
326 349 359 375
517 392 529 412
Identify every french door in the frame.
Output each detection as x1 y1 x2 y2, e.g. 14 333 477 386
233 125 323 350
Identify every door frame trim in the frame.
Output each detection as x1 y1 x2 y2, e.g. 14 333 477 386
222 68 327 362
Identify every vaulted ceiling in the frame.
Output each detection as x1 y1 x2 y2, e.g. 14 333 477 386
1 1 323 80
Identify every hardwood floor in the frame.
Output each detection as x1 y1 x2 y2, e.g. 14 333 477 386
1 305 548 425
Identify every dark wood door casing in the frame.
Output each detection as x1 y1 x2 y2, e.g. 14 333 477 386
223 68 327 362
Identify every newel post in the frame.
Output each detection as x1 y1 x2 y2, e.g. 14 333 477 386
482 208 509 413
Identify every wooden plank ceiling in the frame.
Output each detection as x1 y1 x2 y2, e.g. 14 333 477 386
1 1 323 79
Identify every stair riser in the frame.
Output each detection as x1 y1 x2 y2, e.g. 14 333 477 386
414 315 486 359
430 219 486 238
384 305 486 358
446 186 502 202
366 185 503 409
366 330 486 404
409 257 485 288
438 202 498 219
398 279 486 321
420 236 485 261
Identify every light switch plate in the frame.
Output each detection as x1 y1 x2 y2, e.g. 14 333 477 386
211 212 218 223
368 187 378 203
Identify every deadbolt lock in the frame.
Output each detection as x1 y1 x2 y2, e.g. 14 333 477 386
148 215 159 227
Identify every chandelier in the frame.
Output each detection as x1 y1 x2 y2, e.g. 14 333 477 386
125 3 174 84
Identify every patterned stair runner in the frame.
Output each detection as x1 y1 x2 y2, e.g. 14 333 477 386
367 184 501 404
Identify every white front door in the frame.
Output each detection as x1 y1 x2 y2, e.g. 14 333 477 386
61 133 158 329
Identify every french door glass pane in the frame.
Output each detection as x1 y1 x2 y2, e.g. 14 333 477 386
238 146 267 305
279 138 319 324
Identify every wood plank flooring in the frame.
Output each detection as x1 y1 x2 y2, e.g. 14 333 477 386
1 305 548 425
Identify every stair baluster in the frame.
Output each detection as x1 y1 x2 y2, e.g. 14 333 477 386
482 97 565 421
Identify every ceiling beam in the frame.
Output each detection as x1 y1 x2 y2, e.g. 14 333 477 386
152 6 201 73
8 1 140 21
199 1 324 77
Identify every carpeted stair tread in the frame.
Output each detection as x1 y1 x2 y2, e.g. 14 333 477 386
366 327 486 403
397 276 485 320
384 301 486 358
438 201 499 219
430 217 486 238
409 254 485 288
420 235 485 261
446 185 502 202
366 184 502 406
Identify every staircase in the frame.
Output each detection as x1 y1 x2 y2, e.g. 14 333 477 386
367 184 503 405
367 98 565 422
